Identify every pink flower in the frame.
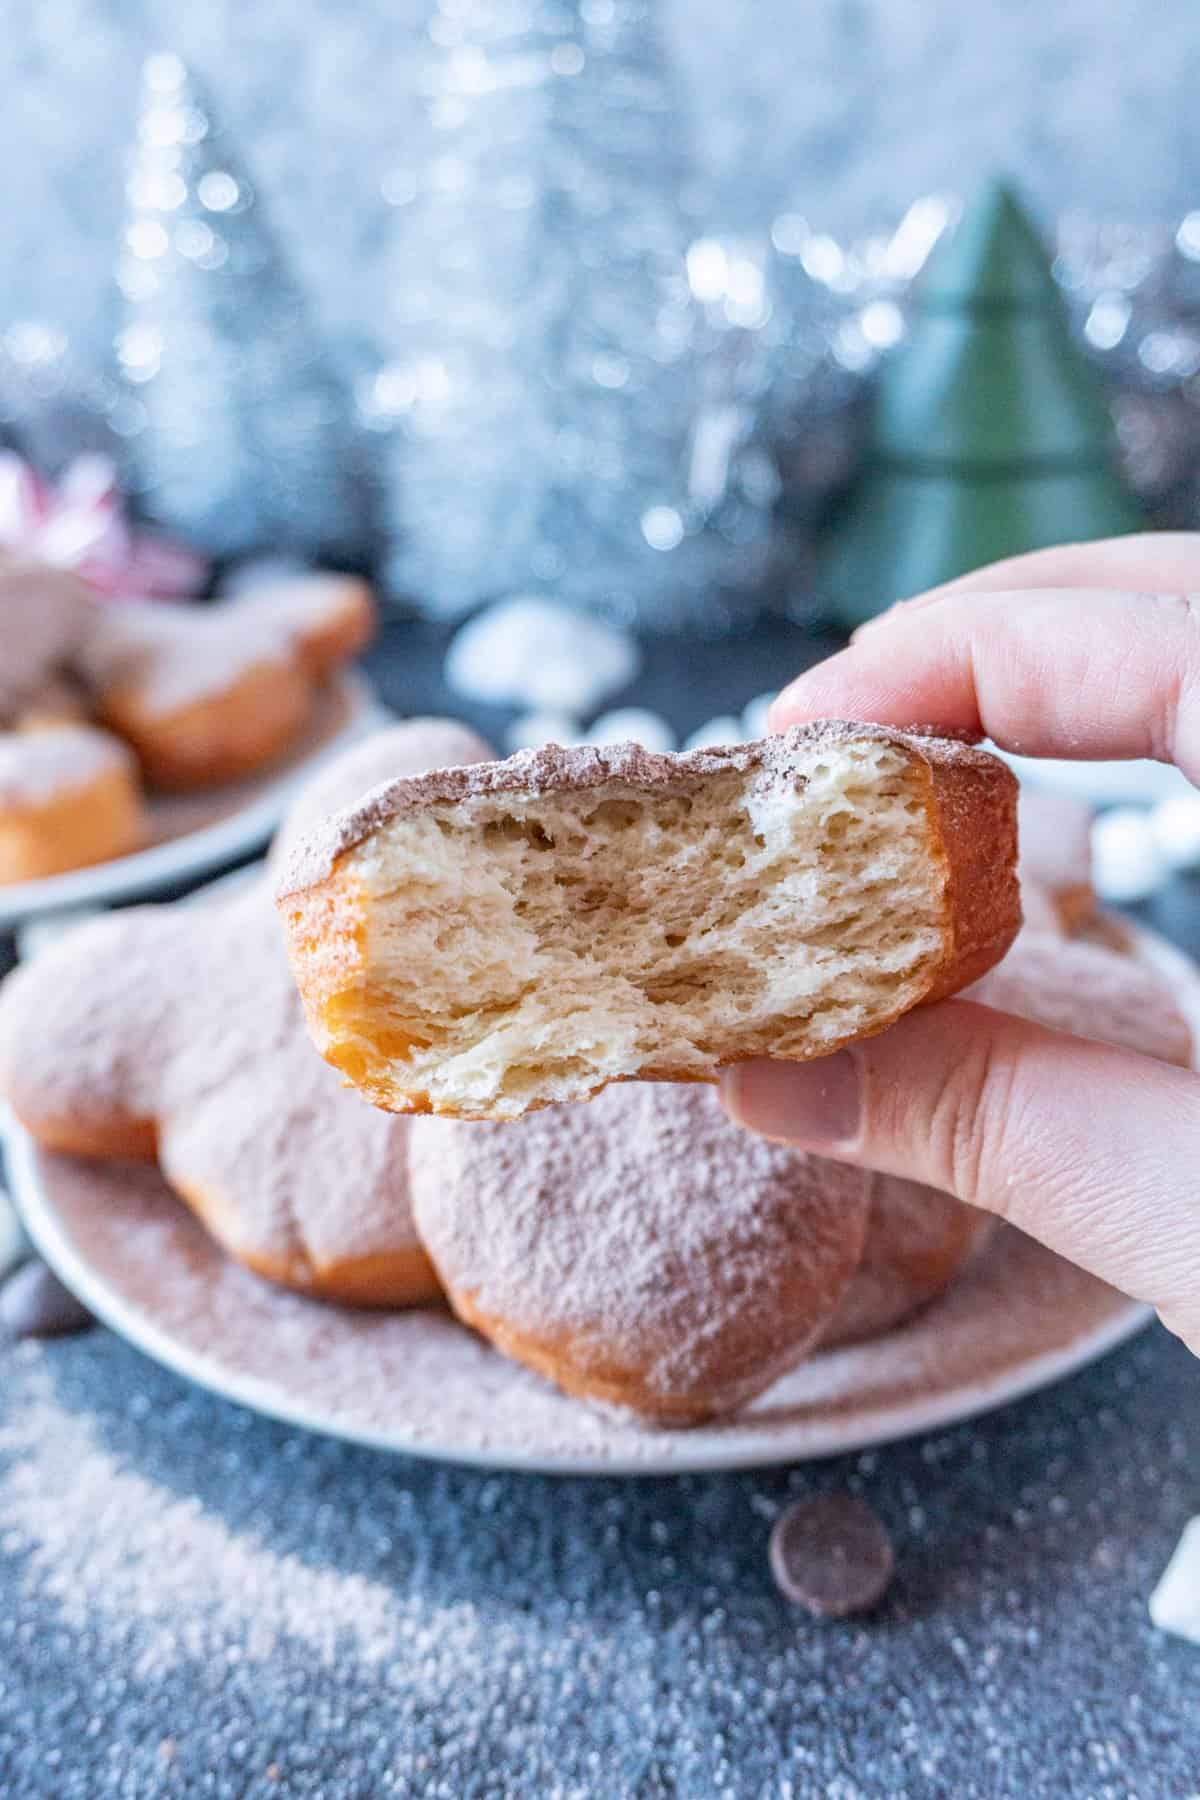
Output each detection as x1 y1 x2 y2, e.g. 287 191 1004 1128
0 452 208 598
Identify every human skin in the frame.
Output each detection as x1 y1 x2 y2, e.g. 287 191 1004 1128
721 535 1200 1354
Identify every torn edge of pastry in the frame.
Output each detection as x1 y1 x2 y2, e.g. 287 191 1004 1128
275 723 1021 1120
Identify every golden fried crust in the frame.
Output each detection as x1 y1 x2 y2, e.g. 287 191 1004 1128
168 1172 442 1309
915 744 1023 1004
291 578 375 676
279 725 1021 1120
99 659 314 791
5 1104 158 1162
0 759 144 883
446 1290 736 1426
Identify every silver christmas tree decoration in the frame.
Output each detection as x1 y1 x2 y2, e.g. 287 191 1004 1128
362 0 779 629
116 52 369 563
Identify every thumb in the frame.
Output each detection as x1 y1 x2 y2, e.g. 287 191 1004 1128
721 1002 1200 1354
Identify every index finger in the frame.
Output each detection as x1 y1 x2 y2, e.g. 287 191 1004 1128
900 530 1200 607
770 587 1200 782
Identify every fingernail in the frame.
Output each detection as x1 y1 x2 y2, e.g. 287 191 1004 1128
722 1053 861 1147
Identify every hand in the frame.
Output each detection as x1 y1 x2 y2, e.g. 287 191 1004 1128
721 534 1200 1353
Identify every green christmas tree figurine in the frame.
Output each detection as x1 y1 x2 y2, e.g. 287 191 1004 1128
819 179 1144 630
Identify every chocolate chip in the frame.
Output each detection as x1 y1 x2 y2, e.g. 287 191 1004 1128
769 1492 894 1617
0 1259 94 1340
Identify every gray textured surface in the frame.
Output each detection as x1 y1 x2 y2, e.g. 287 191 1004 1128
5 0 1200 367
0 1317 1196 1798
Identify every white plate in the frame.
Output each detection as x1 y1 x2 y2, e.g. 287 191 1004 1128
4 921 1193 1479
0 670 389 927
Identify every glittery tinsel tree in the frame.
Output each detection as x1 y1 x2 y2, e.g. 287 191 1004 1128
820 181 1144 631
363 0 776 628
116 52 370 564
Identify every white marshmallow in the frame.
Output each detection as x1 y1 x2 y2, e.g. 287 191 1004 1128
741 692 776 741
1151 794 1200 870
445 597 640 713
1151 1517 1200 1645
586 709 677 753
505 711 586 753
1091 809 1169 904
683 716 747 752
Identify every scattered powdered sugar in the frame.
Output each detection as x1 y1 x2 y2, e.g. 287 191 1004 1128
0 1360 409 1677
0 722 132 807
1150 1515 1200 1644
443 596 640 713
18 1144 1139 1471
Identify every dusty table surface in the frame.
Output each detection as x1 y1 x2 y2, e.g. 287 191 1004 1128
0 1321 1195 1798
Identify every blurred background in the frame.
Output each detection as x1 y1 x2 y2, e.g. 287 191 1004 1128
11 0 1200 337
7 0 1200 800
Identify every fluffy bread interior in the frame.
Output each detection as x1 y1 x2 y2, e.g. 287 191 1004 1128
308 737 952 1118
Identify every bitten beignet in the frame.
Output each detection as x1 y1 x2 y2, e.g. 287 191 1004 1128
277 724 1020 1120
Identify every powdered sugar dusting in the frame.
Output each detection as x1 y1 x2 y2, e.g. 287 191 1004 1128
267 716 493 873
970 933 1193 1067
0 885 423 1280
277 721 1006 896
80 596 305 716
0 722 132 807
0 1361 408 1677
410 1085 870 1416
